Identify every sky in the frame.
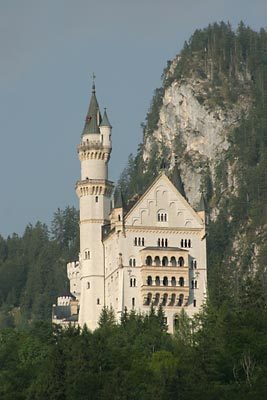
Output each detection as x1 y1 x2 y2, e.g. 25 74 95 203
0 0 267 237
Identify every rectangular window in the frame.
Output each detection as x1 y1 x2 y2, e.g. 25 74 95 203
132 297 135 307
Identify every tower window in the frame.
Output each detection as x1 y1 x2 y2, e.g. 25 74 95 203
97 298 100 305
130 278 133 287
132 297 135 308
95 196 98 203
193 299 197 307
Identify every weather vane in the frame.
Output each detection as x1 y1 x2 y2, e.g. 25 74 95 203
92 72 96 84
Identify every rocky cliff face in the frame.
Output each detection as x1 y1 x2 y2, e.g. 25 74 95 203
143 60 251 212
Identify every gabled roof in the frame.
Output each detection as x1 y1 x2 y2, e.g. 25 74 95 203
124 172 204 226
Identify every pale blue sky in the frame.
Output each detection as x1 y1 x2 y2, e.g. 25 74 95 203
0 0 267 236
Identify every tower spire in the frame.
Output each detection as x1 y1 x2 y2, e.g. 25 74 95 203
82 74 101 135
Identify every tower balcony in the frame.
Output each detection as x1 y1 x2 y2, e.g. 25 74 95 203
76 178 114 197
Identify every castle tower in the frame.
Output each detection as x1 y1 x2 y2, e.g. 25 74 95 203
76 83 113 329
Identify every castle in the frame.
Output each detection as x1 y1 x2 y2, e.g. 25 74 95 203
52 83 207 333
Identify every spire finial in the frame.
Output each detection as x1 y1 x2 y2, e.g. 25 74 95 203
91 72 96 92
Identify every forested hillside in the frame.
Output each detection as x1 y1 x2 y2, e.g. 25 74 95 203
119 22 267 309
0 207 79 328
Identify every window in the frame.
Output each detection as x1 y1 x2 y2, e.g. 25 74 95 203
171 277 176 286
157 211 167 222
162 256 168 266
87 282 90 289
155 276 160 286
194 280 197 289
130 278 133 287
191 280 194 289
194 260 197 269
181 238 192 248
162 293 168 306
129 257 136 267
179 277 184 287
147 276 152 286
170 257 177 267
158 238 168 247
97 298 100 305
134 237 144 246
118 214 121 221
146 256 152 266
133 278 136 287
193 299 197 307
95 196 98 203
178 294 184 307
85 250 90 260
163 276 168 286
155 256 160 266
132 297 135 308
178 257 184 267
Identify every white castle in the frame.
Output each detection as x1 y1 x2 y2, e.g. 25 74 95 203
52 83 207 333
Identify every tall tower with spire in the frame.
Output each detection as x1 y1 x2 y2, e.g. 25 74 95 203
76 82 113 329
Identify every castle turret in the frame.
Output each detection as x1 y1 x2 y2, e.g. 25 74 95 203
76 83 113 329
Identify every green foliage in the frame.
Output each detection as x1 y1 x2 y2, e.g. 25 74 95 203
0 301 266 399
0 206 79 325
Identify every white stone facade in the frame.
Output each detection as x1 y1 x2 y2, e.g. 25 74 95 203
55 85 207 333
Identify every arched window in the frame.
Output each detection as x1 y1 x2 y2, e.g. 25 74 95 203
191 260 194 269
87 282 90 289
181 239 184 248
191 280 194 289
179 277 184 287
161 238 164 247
138 238 141 246
129 259 132 267
155 256 160 266
147 276 152 286
134 237 137 246
133 278 136 287
142 238 144 246
154 293 160 305
184 239 187 248
171 277 176 286
194 260 197 269
130 278 133 287
146 256 152 266
178 257 184 267
97 298 100 305
178 294 184 307
163 276 168 286
155 276 160 286
118 214 121 221
133 259 136 267
188 239 191 248
164 213 167 222
162 256 168 267
158 214 160 221
162 293 168 306
95 196 98 203
193 299 197 307
132 298 135 307
157 238 161 247
165 238 168 247
170 257 177 267
194 280 197 289
170 293 176 305
146 293 152 305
